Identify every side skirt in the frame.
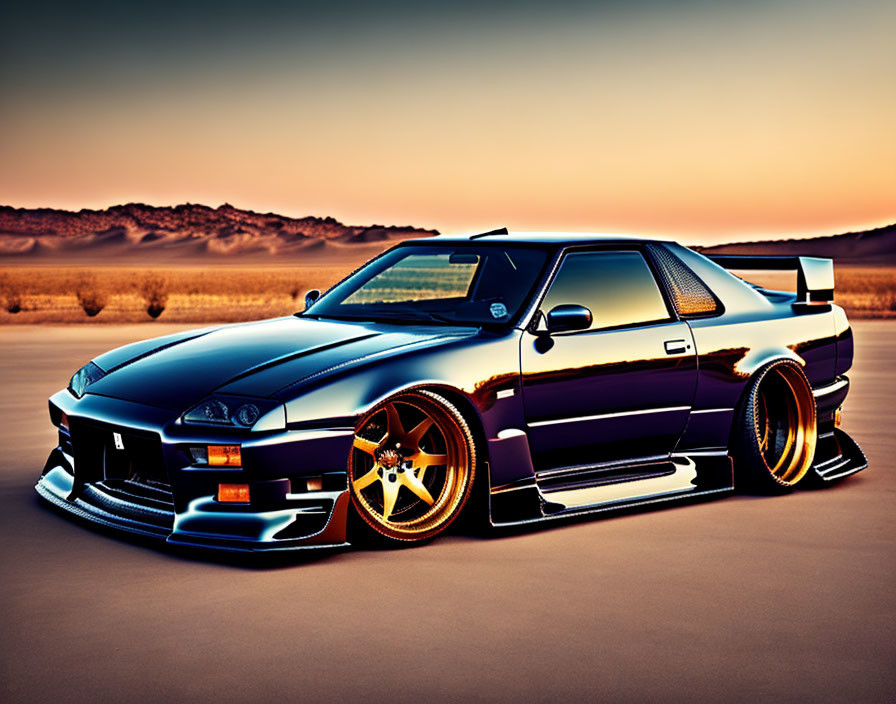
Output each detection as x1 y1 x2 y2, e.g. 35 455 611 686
489 452 733 527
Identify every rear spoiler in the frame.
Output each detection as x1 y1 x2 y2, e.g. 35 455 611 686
707 255 834 304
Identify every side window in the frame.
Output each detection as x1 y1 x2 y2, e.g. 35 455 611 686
540 250 670 331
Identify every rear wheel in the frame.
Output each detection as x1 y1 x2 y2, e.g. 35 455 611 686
348 390 476 543
734 360 817 492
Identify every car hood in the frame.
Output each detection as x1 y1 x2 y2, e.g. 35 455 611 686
86 317 476 411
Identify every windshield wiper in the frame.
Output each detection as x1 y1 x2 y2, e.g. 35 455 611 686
377 306 483 326
418 309 461 324
301 306 478 326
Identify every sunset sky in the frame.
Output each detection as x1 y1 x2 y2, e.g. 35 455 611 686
1 0 894 244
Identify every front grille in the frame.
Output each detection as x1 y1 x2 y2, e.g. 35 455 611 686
68 419 173 526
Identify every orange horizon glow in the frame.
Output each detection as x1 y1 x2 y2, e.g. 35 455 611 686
2 1 894 245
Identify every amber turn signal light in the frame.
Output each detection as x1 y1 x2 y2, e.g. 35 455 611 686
207 445 242 467
217 483 250 503
834 407 842 428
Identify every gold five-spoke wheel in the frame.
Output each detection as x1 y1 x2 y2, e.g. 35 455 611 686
349 390 476 542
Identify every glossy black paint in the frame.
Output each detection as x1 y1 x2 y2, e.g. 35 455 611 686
521 320 697 467
35 232 868 551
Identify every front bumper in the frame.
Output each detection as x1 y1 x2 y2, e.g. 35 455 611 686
35 390 354 552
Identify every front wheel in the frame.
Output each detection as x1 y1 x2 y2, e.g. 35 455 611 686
348 390 476 543
733 360 818 492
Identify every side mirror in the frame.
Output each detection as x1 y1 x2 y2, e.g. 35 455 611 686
303 289 321 310
546 304 592 333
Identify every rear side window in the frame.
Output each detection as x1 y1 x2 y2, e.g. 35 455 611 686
540 250 670 331
646 244 721 317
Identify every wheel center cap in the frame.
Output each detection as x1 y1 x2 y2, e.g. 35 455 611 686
377 448 401 468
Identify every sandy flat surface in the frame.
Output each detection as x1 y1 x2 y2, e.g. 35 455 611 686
1 322 893 703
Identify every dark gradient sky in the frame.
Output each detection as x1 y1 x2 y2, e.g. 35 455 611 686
1 0 894 242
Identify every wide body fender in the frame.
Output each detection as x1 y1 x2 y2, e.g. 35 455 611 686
678 307 839 452
278 330 531 487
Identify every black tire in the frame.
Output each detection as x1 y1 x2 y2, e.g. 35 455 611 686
733 360 818 493
348 389 477 544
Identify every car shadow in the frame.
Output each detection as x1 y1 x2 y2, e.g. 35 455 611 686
33 473 868 567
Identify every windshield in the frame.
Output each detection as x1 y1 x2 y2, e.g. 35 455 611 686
305 244 549 326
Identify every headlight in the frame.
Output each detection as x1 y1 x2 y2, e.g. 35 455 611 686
182 396 284 431
184 399 231 425
69 362 106 398
234 403 260 426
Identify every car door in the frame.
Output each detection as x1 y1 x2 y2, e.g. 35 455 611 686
520 248 697 470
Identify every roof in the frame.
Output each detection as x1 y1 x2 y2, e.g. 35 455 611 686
424 230 671 246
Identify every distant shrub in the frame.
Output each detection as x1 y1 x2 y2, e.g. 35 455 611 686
0 274 23 314
872 292 896 312
75 274 108 317
289 285 301 301
3 291 23 314
139 273 169 318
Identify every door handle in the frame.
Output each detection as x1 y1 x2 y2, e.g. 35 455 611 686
664 339 690 355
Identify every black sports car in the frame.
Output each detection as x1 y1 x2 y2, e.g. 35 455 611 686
36 230 867 550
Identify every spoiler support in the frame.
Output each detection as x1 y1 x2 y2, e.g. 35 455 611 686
707 255 834 305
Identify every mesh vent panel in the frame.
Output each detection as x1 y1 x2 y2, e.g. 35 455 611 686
647 244 720 316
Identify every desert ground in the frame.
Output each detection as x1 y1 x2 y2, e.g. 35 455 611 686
1 321 894 703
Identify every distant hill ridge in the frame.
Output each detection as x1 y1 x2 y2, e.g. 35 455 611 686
0 203 438 260
695 222 896 265
0 203 893 265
